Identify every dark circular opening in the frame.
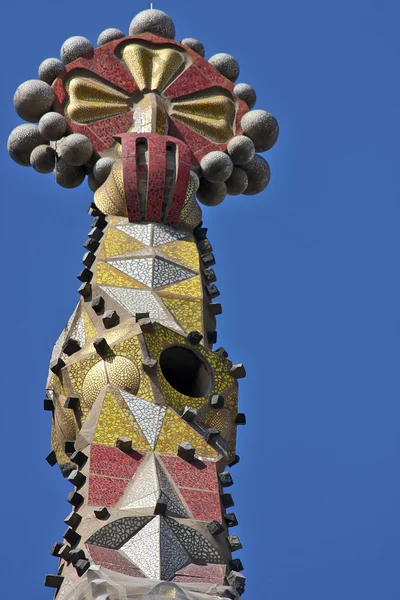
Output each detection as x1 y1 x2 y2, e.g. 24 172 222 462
159 345 212 398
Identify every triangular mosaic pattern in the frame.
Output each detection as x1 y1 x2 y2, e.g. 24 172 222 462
121 390 166 449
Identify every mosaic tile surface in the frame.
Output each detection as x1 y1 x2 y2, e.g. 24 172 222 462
116 223 152 245
104 227 145 257
87 544 145 577
97 262 147 288
120 516 161 579
166 519 224 563
108 258 153 287
153 225 186 246
100 286 171 322
161 297 202 333
87 516 152 548
121 391 166 449
157 240 199 271
153 258 195 288
70 313 85 347
158 276 202 298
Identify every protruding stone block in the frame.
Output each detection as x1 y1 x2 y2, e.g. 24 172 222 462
178 442 195 462
224 512 239 528
44 398 54 411
203 267 216 282
91 296 105 315
138 318 154 333
209 303 222 316
142 357 157 374
202 253 216 267
63 528 81 546
102 309 119 329
88 202 103 217
59 544 71 561
94 507 110 520
230 364 246 379
68 469 86 489
187 330 203 345
70 451 88 467
64 397 80 410
78 282 92 298
66 491 83 508
219 471 233 487
69 548 85 564
215 346 229 358
207 520 225 536
215 587 237 599
206 284 220 299
82 251 96 269
182 406 197 422
135 312 150 321
60 463 75 478
92 215 107 230
83 238 99 253
116 436 132 452
197 239 213 254
193 225 208 241
88 227 104 241
209 394 224 409
221 493 234 508
228 454 240 468
154 499 167 516
77 268 93 283
229 558 244 572
45 451 57 467
93 337 110 358
235 413 246 425
64 511 82 529
228 535 242 551
50 357 65 375
64 440 75 454
50 542 63 557
62 338 81 356
227 571 246 594
44 575 63 589
207 330 218 344
75 559 90 577
204 428 220 442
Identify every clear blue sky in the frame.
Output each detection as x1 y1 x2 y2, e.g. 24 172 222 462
0 1 399 598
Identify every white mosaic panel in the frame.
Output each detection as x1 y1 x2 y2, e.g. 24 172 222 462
121 391 166 450
100 287 170 322
153 258 195 288
160 519 190 580
153 224 186 246
116 223 152 246
119 455 159 510
120 516 160 579
108 258 153 287
70 314 86 347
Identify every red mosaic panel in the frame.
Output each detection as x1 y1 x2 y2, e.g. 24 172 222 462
146 136 166 221
87 544 145 577
166 140 191 225
165 64 215 99
90 445 145 478
119 134 141 221
173 562 226 585
181 488 222 522
160 456 218 492
88 475 129 506
168 118 209 164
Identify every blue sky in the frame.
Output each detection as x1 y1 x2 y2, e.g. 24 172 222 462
0 0 399 598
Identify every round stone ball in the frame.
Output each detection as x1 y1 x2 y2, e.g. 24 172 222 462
14 80 55 123
30 145 56 173
241 155 271 195
197 180 227 207
97 28 125 47
93 157 115 184
226 167 248 196
227 135 255 165
39 112 68 141
200 151 233 183
181 38 205 57
55 158 85 188
8 124 47 166
241 109 279 152
38 58 66 85
61 36 93 65
234 83 257 109
129 9 175 39
59 133 93 166
88 172 100 192
208 53 239 82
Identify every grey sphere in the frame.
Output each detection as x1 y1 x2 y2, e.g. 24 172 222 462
241 155 271 195
97 28 125 47
93 157 115 184
30 145 56 173
38 58 66 85
55 158 85 188
8 124 47 166
61 36 93 65
227 135 255 165
234 83 257 109
226 167 248 196
208 53 239 82
197 180 227 207
129 9 175 39
200 151 233 183
14 79 55 123
88 172 100 192
39 112 68 141
241 109 279 152
59 133 93 166
181 38 205 57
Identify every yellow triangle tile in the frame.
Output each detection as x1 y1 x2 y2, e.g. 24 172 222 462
162 296 203 334
98 245 106 259
83 309 98 342
158 240 199 271
97 261 147 288
155 408 218 458
158 275 202 298
104 227 144 258
108 215 125 225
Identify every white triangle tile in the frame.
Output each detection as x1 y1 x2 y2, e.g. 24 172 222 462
99 287 170 322
119 455 159 510
70 314 85 347
116 223 152 245
120 391 166 450
108 258 153 287
153 224 186 246
153 258 195 288
160 519 190 580
120 516 160 579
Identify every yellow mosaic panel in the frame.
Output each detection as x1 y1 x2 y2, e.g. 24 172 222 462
157 240 199 271
161 296 203 334
54 399 77 442
93 391 151 450
67 354 102 398
121 42 185 92
158 275 202 298
222 386 238 414
98 245 106 259
113 337 154 402
155 408 218 459
108 216 125 225
51 424 71 466
65 76 130 123
201 408 234 439
104 227 144 258
97 261 147 288
83 309 98 342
